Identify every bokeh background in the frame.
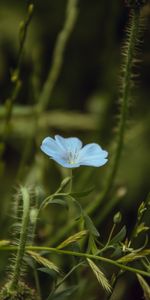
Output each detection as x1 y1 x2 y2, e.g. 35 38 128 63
0 1 150 299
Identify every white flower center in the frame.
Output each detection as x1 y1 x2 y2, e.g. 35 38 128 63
67 150 79 164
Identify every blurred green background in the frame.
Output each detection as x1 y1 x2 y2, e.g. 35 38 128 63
0 1 150 299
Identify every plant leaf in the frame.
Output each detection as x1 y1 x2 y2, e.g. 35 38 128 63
0 240 10 247
134 222 149 237
47 286 78 300
110 226 126 244
87 258 111 293
38 267 58 279
140 249 150 256
51 199 68 208
59 177 72 190
66 196 83 220
27 251 60 273
137 274 150 300
84 214 99 237
117 252 144 263
57 230 88 249
87 234 99 255
69 187 94 198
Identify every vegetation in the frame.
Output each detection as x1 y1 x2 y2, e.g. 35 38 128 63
0 1 150 299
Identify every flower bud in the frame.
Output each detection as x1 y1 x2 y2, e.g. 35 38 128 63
113 212 122 224
28 4 34 16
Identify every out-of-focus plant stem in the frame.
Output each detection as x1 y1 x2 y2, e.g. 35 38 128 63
0 3 34 169
86 8 141 216
36 0 78 113
16 0 79 182
0 107 97 134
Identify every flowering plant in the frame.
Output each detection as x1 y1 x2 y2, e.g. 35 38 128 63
0 0 149 299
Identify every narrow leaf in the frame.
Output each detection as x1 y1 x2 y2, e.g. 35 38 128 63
110 226 126 244
117 252 144 263
0 240 10 247
87 258 111 293
57 230 88 249
137 274 150 300
87 234 99 255
70 187 94 198
60 177 72 190
84 214 99 237
38 267 58 279
27 250 60 273
47 286 78 300
51 199 68 208
134 222 149 237
66 196 83 220
140 249 150 256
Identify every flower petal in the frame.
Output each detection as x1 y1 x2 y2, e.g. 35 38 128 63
49 154 80 168
55 135 82 155
80 158 108 167
40 137 64 157
40 136 81 168
78 143 108 167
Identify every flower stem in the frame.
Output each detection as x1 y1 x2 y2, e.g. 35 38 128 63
69 169 73 192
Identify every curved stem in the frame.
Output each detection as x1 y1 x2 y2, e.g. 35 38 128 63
36 0 78 113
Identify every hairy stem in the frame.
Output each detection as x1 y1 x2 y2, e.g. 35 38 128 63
86 9 141 216
9 186 30 291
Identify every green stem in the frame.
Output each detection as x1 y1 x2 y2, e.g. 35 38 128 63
69 169 73 192
9 187 30 291
2 245 150 278
13 0 79 182
86 9 141 216
0 106 96 132
33 267 42 300
47 194 119 245
55 262 83 290
106 270 124 300
98 224 116 254
0 3 34 164
107 224 116 245
37 9 142 246
36 0 78 113
17 3 34 68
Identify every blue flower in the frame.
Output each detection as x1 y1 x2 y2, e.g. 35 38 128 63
40 135 108 168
